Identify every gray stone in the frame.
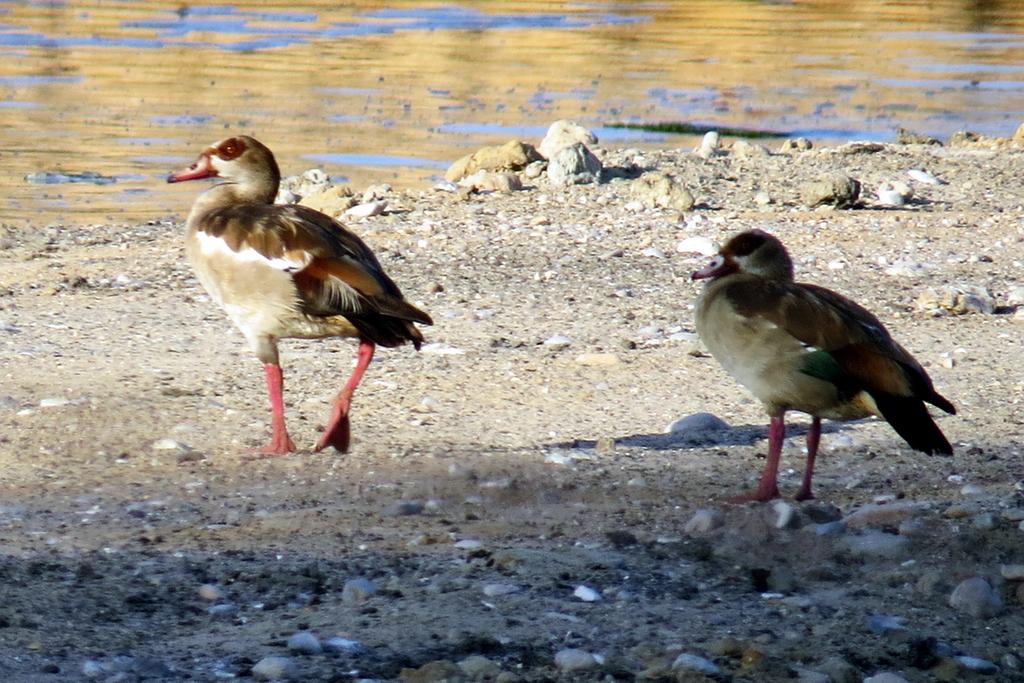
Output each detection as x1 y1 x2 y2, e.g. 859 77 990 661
554 648 600 672
252 656 295 681
915 285 996 315
671 653 721 676
839 531 909 558
955 656 999 674
342 577 377 604
800 174 860 208
547 142 602 186
446 141 542 182
667 412 729 435
482 583 520 597
817 657 860 683
949 576 1003 618
863 674 910 683
287 631 323 655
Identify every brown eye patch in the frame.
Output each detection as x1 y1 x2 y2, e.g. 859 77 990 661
724 229 769 257
216 137 247 160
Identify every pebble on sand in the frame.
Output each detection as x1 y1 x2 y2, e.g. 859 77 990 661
287 631 323 655
554 648 602 672
671 653 721 676
342 577 377 604
949 576 1003 618
666 412 729 435
684 508 725 536
573 584 602 602
252 656 296 681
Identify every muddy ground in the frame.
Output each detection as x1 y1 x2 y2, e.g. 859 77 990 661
1 138 1023 682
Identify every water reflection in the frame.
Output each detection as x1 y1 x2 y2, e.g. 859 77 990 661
1 0 1023 226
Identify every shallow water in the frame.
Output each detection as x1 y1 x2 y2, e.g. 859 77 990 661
2 0 1023 227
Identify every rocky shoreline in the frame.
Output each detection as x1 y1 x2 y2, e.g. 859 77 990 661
0 128 1022 681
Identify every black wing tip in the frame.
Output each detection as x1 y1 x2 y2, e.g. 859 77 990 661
872 392 955 457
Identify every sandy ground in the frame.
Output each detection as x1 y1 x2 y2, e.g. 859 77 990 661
1 139 1023 682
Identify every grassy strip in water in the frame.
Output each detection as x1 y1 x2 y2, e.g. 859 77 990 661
607 121 790 139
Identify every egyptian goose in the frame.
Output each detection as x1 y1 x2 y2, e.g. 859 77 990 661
168 135 432 454
692 230 955 502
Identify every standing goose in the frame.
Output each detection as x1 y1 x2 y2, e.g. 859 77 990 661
692 229 954 502
168 135 432 454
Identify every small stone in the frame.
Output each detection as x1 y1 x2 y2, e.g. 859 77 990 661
954 656 999 674
630 171 694 211
817 657 860 683
754 191 772 207
694 131 720 159
399 660 465 682
907 168 943 185
151 437 189 451
1000 564 1024 580
731 139 770 159
843 502 927 528
323 637 364 653
866 614 907 636
949 576 1003 618
39 397 72 408
780 137 813 152
445 140 542 182
575 353 620 367
555 648 600 672
772 500 798 529
573 585 601 602
454 539 483 550
197 584 222 601
298 186 355 216
546 142 602 186
542 335 573 350
458 655 502 680
916 284 995 315
684 508 725 535
876 181 913 206
800 174 860 208
676 236 718 256
382 500 424 517
482 583 520 597
840 531 909 559
666 412 729 435
208 603 238 617
458 170 522 193
864 674 910 683
345 200 387 218
342 577 377 604
539 120 598 159
671 653 721 676
287 631 323 655
252 656 296 681
1006 285 1024 306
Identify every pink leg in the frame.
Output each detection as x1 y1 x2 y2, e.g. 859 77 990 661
729 413 784 503
315 340 375 453
795 417 821 501
252 363 296 455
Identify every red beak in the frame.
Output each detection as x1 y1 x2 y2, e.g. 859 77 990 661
691 255 733 280
167 152 216 183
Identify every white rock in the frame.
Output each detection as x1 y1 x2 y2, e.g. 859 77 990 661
419 342 466 355
1007 285 1024 306
539 120 598 159
573 585 602 602
684 508 725 535
555 648 601 672
754 191 772 207
676 236 718 256
151 438 190 452
955 656 999 674
695 131 720 159
252 656 295 681
671 653 721 676
907 168 943 185
344 200 387 218
197 584 222 601
323 637 364 653
543 335 573 350
949 576 1003 618
772 500 798 529
287 631 323 655
454 539 483 550
482 583 520 597
575 353 619 367
39 397 71 408
864 674 910 683
1000 564 1024 580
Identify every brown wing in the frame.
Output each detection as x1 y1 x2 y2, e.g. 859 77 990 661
724 278 953 412
197 203 432 345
